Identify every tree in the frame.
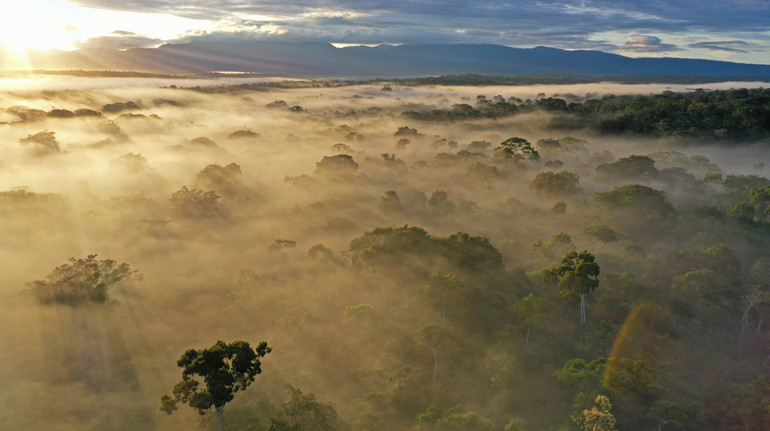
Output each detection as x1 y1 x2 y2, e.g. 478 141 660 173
550 251 600 323
424 271 465 322
513 293 547 350
593 184 672 214
170 186 223 219
584 225 619 251
269 385 339 431
20 130 61 154
493 137 540 163
160 340 271 431
416 324 454 385
379 190 405 214
427 190 456 216
195 163 244 198
529 170 581 196
315 154 359 176
572 395 617 431
414 405 495 431
595 155 658 180
344 303 377 337
27 254 140 306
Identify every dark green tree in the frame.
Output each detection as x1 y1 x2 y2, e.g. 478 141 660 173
529 170 580 196
27 254 140 306
550 251 601 323
160 340 271 431
493 137 540 163
596 155 658 180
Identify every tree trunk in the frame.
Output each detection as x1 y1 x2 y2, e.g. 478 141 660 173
216 406 223 431
739 315 749 358
580 294 586 324
433 348 438 385
756 315 763 335
525 327 530 352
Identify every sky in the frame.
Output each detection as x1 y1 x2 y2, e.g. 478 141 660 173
0 0 769 64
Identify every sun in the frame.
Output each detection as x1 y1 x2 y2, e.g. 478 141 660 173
0 0 83 62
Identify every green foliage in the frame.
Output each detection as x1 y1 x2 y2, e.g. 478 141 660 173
160 340 271 416
424 271 466 321
593 184 674 222
584 225 618 244
723 376 770 430
414 405 495 431
603 357 661 400
27 254 140 305
596 155 658 180
349 226 503 274
552 251 601 303
727 184 770 228
400 88 770 141
513 294 548 327
597 273 645 319
416 324 454 350
269 385 339 431
670 268 743 322
722 174 770 202
493 137 540 163
529 170 581 196
555 358 606 392
530 232 574 262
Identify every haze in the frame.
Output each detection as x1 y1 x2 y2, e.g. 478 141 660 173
1 77 770 431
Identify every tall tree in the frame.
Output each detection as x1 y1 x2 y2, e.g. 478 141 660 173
493 137 540 163
416 324 454 385
549 251 600 323
160 340 271 431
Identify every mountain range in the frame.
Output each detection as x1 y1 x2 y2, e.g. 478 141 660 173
7 41 770 77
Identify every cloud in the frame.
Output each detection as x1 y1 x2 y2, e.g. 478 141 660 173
622 35 681 53
65 0 770 62
74 31 163 50
689 40 749 53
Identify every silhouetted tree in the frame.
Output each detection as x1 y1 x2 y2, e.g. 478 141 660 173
27 254 140 306
160 340 271 431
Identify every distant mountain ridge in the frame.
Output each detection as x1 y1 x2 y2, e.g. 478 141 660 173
10 41 770 77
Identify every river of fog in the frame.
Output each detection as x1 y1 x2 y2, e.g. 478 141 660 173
1 78 768 431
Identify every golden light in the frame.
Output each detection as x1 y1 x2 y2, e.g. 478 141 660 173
0 0 217 69
0 2 82 54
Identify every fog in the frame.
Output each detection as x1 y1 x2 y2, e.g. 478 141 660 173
1 80 769 431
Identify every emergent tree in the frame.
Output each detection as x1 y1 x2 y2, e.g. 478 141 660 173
160 340 271 431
